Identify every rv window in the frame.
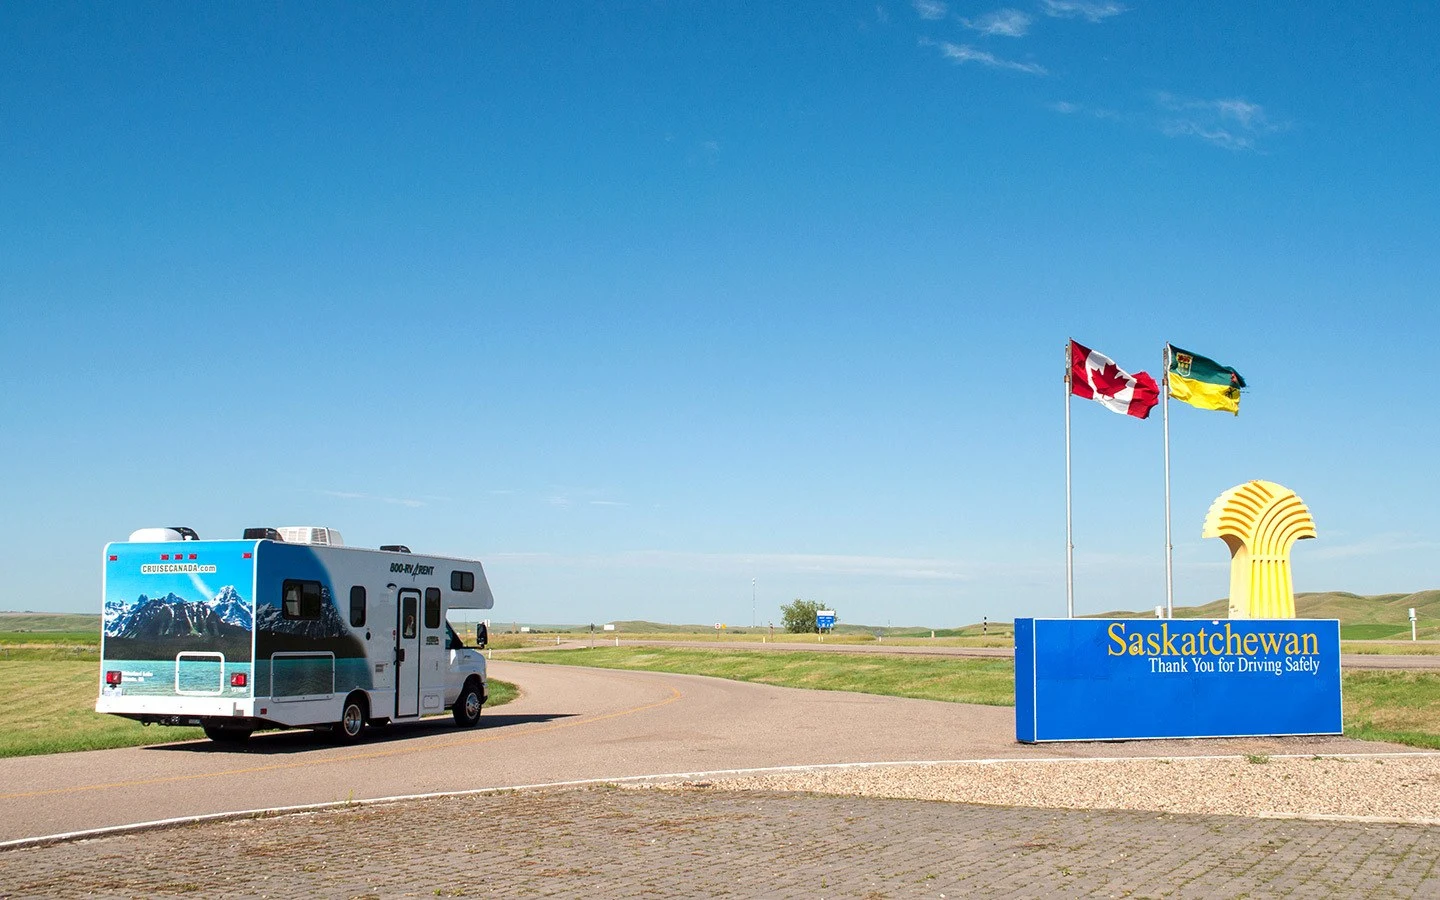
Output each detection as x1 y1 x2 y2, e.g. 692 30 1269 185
424 587 441 629
349 586 366 627
451 570 475 592
282 580 323 620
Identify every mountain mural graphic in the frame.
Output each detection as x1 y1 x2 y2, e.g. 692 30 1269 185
102 589 252 661
208 586 252 630
254 584 365 659
105 588 252 636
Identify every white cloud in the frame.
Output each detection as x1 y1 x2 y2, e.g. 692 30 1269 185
1155 92 1283 150
933 40 1046 75
1041 0 1126 22
319 489 427 509
963 9 1032 37
913 0 948 20
1047 99 1120 119
1305 533 1440 562
491 549 978 582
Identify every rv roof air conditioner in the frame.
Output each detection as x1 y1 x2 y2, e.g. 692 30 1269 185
128 526 200 542
242 527 285 541
276 526 344 547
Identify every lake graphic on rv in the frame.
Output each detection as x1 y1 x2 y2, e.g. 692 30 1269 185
255 656 373 696
101 658 254 697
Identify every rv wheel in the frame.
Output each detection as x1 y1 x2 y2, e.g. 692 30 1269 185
453 680 482 728
203 724 253 745
333 694 368 743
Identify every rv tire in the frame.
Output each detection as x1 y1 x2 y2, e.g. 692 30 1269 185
453 679 483 728
203 724 253 745
333 693 368 743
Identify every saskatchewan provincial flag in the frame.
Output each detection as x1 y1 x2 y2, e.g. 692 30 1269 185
1167 345 1246 415
1070 340 1159 419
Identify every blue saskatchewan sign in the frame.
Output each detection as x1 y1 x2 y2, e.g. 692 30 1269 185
1015 618 1342 742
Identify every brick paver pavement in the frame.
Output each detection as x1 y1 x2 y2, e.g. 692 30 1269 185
3 787 1437 898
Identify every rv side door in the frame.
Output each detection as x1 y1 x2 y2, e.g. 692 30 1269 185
395 590 421 718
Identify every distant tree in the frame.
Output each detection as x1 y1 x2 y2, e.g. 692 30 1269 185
780 599 835 634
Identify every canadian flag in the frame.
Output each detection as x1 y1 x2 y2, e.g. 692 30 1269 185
1070 340 1159 419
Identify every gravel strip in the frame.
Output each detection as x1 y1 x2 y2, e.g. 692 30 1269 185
636 755 1440 823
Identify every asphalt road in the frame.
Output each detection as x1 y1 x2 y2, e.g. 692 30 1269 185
537 636 1440 669
0 660 1416 845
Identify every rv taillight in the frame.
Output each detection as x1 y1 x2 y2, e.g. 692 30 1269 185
105 671 122 685
230 673 247 688
108 555 117 561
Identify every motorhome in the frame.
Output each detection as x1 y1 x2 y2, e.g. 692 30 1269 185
97 526 493 744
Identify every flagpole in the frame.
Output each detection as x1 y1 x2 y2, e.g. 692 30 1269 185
1065 339 1074 619
1162 343 1173 618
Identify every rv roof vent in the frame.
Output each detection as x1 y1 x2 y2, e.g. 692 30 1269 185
128 527 197 543
380 544 411 553
276 526 344 547
243 527 285 541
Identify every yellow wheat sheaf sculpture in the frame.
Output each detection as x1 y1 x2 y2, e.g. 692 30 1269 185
1202 480 1316 619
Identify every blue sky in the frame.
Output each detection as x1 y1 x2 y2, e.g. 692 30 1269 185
3 2 1437 625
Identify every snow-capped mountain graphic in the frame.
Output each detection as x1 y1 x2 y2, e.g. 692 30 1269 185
105 592 247 641
103 599 128 636
101 590 253 661
254 584 349 640
208 586 251 630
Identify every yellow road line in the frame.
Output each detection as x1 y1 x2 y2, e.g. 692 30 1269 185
0 684 683 801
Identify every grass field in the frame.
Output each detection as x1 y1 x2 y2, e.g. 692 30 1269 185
506 647 1016 705
1341 671 1440 749
0 642 518 758
506 646 1440 750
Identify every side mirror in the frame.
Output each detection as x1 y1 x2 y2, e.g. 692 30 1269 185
475 623 488 649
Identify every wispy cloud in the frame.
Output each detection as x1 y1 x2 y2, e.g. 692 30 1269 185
1305 533 1440 562
544 487 627 509
962 9 1032 37
1041 0 1126 22
912 0 948 20
930 40 1047 75
1047 99 1120 119
1155 92 1284 150
490 549 978 582
319 490 428 509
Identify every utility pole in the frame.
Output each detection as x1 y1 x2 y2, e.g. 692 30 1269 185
751 578 756 628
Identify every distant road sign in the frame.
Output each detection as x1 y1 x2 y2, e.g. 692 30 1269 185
816 611 836 630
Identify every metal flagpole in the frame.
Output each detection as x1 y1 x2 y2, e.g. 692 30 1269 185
1065 339 1074 619
1162 343 1173 618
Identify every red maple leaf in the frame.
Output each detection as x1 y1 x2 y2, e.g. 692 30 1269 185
1088 361 1131 398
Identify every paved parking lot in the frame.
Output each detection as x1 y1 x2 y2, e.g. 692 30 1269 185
3 786 1437 898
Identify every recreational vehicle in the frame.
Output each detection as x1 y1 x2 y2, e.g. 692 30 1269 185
97 526 494 744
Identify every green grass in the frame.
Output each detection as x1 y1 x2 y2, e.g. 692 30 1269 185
486 678 518 707
1341 623 1413 640
0 651 518 758
503 646 1015 706
0 613 100 633
1341 671 1440 749
505 646 1440 750
1 658 206 756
